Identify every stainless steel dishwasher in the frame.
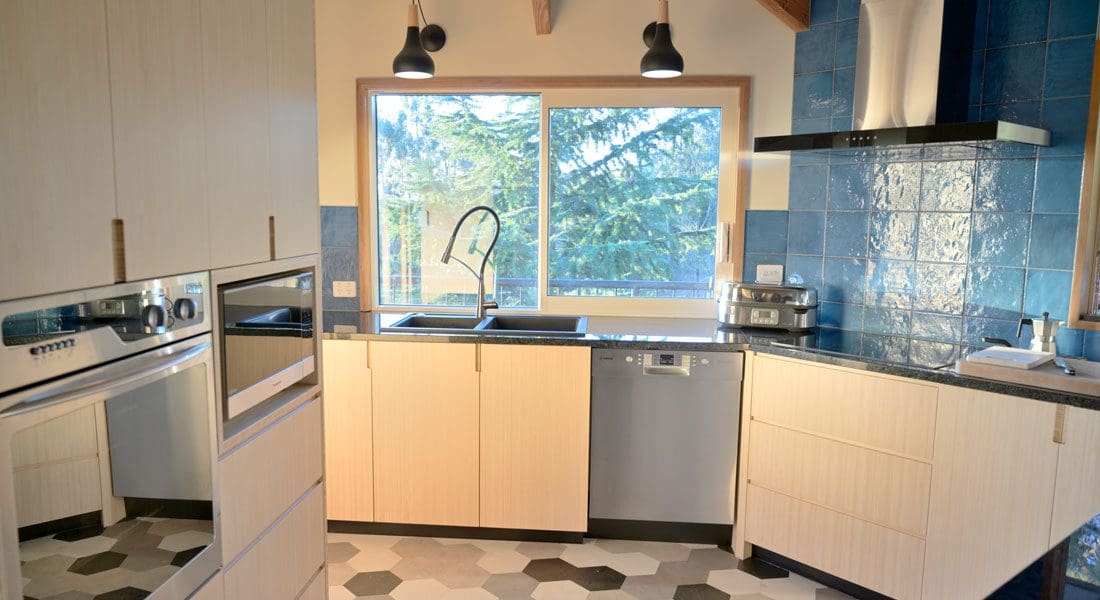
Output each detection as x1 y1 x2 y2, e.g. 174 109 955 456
589 348 743 544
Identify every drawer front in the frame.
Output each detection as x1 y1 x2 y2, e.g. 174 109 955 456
14 458 101 527
219 397 323 561
751 355 937 460
224 484 326 600
745 484 925 600
748 421 932 536
12 405 98 468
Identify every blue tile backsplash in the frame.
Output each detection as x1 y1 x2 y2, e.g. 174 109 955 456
321 206 360 311
745 0 1097 361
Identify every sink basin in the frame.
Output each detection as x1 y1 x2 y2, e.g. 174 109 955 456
479 315 587 337
382 313 483 334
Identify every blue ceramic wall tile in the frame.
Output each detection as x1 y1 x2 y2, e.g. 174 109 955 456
745 210 789 253
909 339 960 368
827 163 871 209
920 161 975 211
1028 213 1078 269
1034 156 1085 212
911 312 963 343
869 212 918 260
788 211 827 255
831 116 854 132
861 333 910 364
972 0 989 50
917 213 972 263
969 51 986 107
923 144 979 162
876 146 924 164
970 212 1030 266
823 257 867 303
321 206 358 247
793 72 836 119
1085 330 1100 361
1040 96 1090 156
987 0 1050 47
914 263 967 314
983 44 1046 103
820 301 865 329
810 0 838 25
832 68 856 116
965 265 1025 319
1049 0 1100 39
974 159 1036 212
835 20 859 69
322 246 360 311
792 118 833 134
865 259 915 308
837 0 860 20
980 101 1043 129
790 165 830 210
1023 269 1073 320
796 24 837 74
818 329 864 354
963 316 1029 346
864 306 911 336
743 253 787 283
1045 37 1095 98
1056 327 1086 357
825 211 870 257
785 254 823 288
872 162 922 210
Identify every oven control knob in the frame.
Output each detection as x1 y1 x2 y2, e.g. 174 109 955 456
142 304 168 329
174 298 198 320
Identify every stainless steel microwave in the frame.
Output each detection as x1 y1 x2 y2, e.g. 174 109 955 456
217 268 316 422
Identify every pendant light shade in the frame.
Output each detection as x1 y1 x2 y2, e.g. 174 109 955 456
393 2 443 79
641 0 683 79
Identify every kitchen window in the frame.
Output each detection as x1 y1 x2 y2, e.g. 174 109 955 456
358 78 748 317
1071 41 1100 328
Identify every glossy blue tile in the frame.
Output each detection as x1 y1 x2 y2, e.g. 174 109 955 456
972 0 989 50
969 51 985 107
321 206 358 247
980 101 1043 129
834 19 859 68
1085 330 1100 361
963 316 1028 346
322 246 360 310
965 266 1025 319
823 257 867 303
917 213 972 263
820 301 865 329
1034 156 1085 212
832 68 856 116
974 159 1036 212
743 253 787 283
1023 269 1073 320
1056 327 1086 357
825 211 870 257
911 312 963 343
793 72 835 119
871 162 921 210
876 145 924 164
785 254 823 289
810 0 838 24
827 163 871 209
1040 96 1090 156
864 306 911 336
920 161 975 211
970 212 1030 266
745 210 789 253
909 339 961 368
869 212 917 260
1045 37 1094 98
787 211 826 255
1028 213 1078 269
861 333 910 364
817 328 864 354
790 165 830 210
987 0 1049 46
837 0 860 20
795 24 837 74
1050 0 1100 39
831 116 854 132
792 118 833 134
983 44 1046 103
865 259 915 308
914 263 967 314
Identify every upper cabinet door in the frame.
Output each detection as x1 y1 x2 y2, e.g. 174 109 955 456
0 0 117 301
201 0 272 269
268 0 320 259
107 0 209 281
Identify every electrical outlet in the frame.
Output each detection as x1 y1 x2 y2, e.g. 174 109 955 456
756 264 783 285
333 280 357 298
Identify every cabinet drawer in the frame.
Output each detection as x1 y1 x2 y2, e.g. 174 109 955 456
747 422 931 536
224 484 325 600
219 397 323 561
751 355 937 460
745 485 924 600
14 458 101 527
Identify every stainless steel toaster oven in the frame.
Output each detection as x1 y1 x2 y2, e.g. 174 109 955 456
717 282 818 331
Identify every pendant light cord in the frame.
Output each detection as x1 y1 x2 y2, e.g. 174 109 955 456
415 0 428 26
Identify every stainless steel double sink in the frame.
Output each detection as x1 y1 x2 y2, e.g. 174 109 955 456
381 313 588 337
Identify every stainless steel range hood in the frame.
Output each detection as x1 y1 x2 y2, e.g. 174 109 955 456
756 0 1051 152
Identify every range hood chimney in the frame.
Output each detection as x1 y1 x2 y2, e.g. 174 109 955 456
756 0 1051 152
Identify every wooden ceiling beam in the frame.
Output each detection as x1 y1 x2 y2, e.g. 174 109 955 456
532 0 551 35
754 0 811 32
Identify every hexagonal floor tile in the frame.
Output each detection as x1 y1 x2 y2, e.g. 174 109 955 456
475 550 529 574
156 531 213 553
439 587 497 600
91 587 150 600
327 585 356 600
170 546 206 568
120 548 176 572
68 552 126 576
481 572 539 600
346 545 403 572
531 580 588 600
594 539 692 563
588 591 639 599
344 571 402 596
570 565 626 592
707 568 763 595
606 552 661 576
759 573 821 600
815 589 857 599
54 525 106 542
328 541 360 563
56 536 118 559
327 562 359 587
514 542 565 560
560 541 614 568
672 583 731 600
390 578 449 600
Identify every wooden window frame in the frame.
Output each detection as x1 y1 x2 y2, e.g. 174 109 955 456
1070 41 1100 330
354 76 751 317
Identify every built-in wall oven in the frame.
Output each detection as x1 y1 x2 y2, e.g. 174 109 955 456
0 273 220 600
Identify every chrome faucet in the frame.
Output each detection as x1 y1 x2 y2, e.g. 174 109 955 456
441 205 500 321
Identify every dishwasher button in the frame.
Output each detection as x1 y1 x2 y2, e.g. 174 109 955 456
625 356 634 362
701 358 710 365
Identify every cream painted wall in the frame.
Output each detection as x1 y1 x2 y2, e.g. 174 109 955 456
315 0 795 210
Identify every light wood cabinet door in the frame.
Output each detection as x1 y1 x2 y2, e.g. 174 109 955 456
371 341 479 526
1051 406 1100 546
201 0 272 269
923 387 1060 600
106 0 209 280
267 0 320 259
322 340 373 522
480 345 590 532
0 0 117 301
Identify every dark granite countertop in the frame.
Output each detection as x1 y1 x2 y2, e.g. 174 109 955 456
322 310 1099 410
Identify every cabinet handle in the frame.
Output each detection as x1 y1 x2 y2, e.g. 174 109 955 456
268 215 276 260
475 344 481 372
111 218 127 282
1054 405 1066 444
718 221 732 264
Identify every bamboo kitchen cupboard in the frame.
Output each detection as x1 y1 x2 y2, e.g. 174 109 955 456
1050 406 1100 547
322 340 374 522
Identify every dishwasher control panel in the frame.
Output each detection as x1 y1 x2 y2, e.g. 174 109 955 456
593 348 743 381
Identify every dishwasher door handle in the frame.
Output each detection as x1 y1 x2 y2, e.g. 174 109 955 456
642 365 690 376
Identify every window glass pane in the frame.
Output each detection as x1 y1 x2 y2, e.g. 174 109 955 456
374 94 540 308
1067 513 1100 588
548 107 722 299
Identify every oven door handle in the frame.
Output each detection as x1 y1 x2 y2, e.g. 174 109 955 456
0 335 212 418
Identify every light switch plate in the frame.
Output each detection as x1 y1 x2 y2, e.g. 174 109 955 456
756 264 783 284
333 280 357 298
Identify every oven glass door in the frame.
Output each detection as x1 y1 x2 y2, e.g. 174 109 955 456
0 335 220 600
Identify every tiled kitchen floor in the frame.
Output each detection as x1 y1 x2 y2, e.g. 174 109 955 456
326 533 851 600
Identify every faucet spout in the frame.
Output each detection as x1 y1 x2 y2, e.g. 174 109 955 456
441 205 501 321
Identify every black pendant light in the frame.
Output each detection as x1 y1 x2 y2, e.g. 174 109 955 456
641 0 683 79
393 1 446 79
